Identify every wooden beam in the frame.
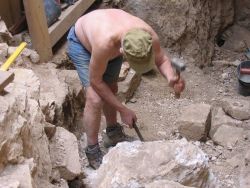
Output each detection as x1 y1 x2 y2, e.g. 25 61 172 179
49 0 95 46
23 0 53 62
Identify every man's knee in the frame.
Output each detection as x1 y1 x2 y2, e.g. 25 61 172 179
86 94 103 109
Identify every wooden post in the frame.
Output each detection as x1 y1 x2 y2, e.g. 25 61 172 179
23 0 53 62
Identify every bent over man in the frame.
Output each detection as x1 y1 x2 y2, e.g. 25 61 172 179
67 9 185 169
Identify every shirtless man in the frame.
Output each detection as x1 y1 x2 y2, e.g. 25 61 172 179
67 9 185 169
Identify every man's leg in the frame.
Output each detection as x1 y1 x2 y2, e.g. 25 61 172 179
84 86 103 145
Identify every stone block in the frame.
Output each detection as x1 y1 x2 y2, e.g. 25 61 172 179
177 103 211 141
118 69 141 102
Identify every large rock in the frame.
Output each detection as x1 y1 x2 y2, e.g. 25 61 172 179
210 107 242 137
222 98 250 120
212 124 244 147
49 127 82 180
0 68 52 188
87 139 216 188
116 0 234 66
177 103 211 141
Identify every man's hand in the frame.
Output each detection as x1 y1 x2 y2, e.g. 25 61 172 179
168 74 185 96
173 76 185 95
119 107 137 128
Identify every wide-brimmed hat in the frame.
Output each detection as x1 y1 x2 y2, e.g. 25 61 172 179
122 28 154 74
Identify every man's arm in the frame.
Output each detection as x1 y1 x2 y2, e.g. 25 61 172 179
152 34 185 93
89 46 137 127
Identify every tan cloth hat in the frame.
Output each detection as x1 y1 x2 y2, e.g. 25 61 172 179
122 28 154 74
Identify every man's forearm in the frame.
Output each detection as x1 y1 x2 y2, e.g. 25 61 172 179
91 80 126 112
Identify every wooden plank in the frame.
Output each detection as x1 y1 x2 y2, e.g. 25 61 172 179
49 0 95 46
0 71 14 93
23 0 53 62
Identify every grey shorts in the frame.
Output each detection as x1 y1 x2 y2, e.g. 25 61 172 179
67 26 123 87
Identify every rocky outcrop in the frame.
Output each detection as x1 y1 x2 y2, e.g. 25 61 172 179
0 68 86 187
87 139 217 188
115 0 234 66
0 69 52 187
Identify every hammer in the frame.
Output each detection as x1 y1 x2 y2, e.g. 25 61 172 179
171 57 186 98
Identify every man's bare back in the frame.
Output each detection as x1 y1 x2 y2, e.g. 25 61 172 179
75 9 155 59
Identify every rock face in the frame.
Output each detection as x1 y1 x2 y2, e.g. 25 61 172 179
177 103 211 141
116 0 234 65
87 139 216 188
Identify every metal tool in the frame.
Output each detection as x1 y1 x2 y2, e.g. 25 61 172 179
171 57 186 98
133 122 144 142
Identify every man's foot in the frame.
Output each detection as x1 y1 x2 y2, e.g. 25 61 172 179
85 144 103 170
103 123 135 148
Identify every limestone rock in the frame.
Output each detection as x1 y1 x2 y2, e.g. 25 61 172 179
222 98 250 120
118 69 141 102
212 124 244 147
0 68 52 188
118 62 130 81
0 161 33 188
177 103 211 141
87 139 216 188
0 42 8 62
210 107 242 137
50 127 82 180
0 18 13 43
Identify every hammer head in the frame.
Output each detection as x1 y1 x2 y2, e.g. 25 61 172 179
171 57 186 72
